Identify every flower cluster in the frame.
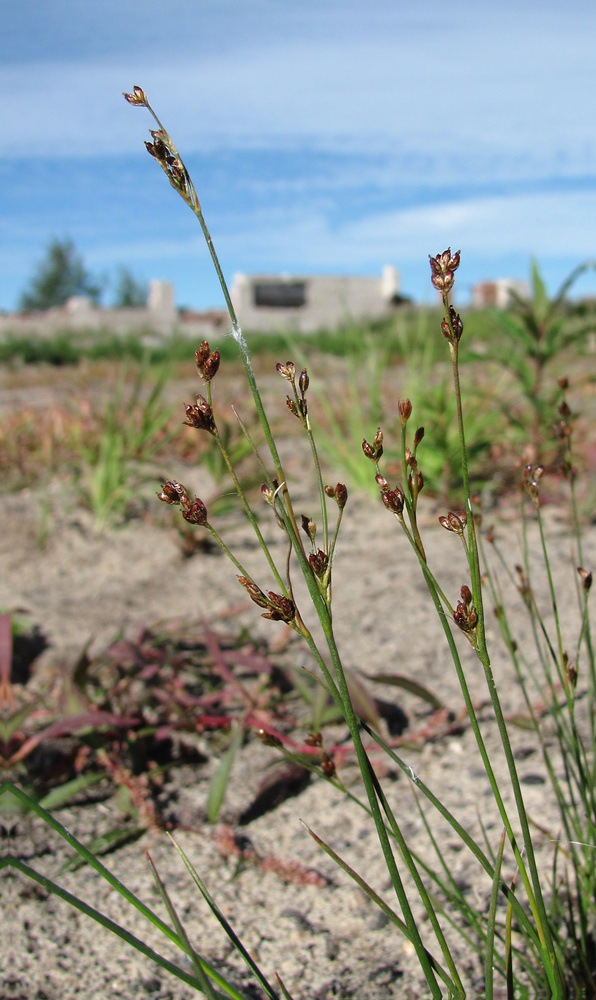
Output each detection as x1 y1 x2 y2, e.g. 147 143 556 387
157 480 208 525
429 248 461 294
195 340 221 382
453 584 478 634
183 395 216 433
237 576 296 623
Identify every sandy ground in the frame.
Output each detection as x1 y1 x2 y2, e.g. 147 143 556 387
1 360 594 998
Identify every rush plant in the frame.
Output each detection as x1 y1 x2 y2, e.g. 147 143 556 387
113 87 596 996
10 87 592 1000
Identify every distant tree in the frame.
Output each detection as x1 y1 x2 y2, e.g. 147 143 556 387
112 267 147 308
19 238 101 311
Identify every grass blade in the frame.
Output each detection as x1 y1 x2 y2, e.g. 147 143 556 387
485 829 507 999
147 851 219 999
167 833 280 1000
8 858 234 997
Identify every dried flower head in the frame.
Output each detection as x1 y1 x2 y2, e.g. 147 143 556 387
181 498 208 525
195 341 220 381
237 576 271 609
257 729 283 748
439 510 467 535
454 599 478 633
301 515 317 543
408 470 424 495
325 483 348 510
321 751 336 778
429 248 461 294
413 426 425 448
123 86 149 107
286 396 300 418
578 567 592 592
441 306 464 344
262 592 296 623
143 128 193 205
380 484 405 516
523 464 544 502
362 428 383 463
237 577 296 623
305 732 323 748
398 398 412 425
276 361 296 381
183 396 216 432
309 549 329 579
157 480 188 505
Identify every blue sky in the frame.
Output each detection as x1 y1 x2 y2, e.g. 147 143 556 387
2 0 596 311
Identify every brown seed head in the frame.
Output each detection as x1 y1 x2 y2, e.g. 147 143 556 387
523 464 544 502
325 482 348 510
557 376 570 390
413 426 425 448
123 86 149 107
309 549 329 579
195 341 210 368
398 398 412 425
452 511 467 532
301 515 317 543
181 498 208 525
578 567 592 592
257 729 283 748
362 428 383 462
321 751 336 778
183 397 215 432
203 351 220 381
460 584 473 605
145 136 169 164
408 470 424 494
237 576 270 609
195 342 220 381
299 369 309 395
305 732 323 747
441 305 464 343
380 486 405 515
429 248 460 294
276 361 296 381
454 601 478 633
262 592 296 623
157 480 188 505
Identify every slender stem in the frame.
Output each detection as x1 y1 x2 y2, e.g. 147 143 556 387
444 304 562 990
210 422 286 594
304 415 329 552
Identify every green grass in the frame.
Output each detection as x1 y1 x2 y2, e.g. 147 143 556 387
0 307 511 368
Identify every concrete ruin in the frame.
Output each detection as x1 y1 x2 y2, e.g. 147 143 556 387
470 278 529 310
0 281 227 342
230 265 404 333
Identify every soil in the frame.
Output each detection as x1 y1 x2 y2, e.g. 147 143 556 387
1 358 595 999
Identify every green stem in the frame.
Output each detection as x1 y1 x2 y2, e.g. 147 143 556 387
444 304 562 992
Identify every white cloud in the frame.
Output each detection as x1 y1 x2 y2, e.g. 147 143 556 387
3 2 595 187
210 188 596 277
